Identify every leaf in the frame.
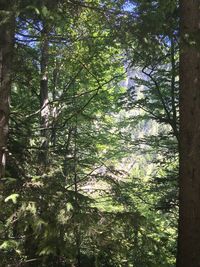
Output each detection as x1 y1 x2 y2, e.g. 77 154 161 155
25 5 40 15
5 194 19 204
66 202 73 212
0 240 18 250
2 177 17 185
41 6 49 17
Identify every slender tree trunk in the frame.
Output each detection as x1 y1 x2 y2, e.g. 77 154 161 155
177 1 200 266
39 21 49 168
51 61 59 147
0 3 15 178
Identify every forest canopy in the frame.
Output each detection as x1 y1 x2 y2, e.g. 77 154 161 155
0 0 198 267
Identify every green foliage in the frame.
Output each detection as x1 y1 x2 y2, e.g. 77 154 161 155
0 0 179 266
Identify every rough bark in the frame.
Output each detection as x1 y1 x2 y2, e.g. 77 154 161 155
0 3 15 178
177 1 200 266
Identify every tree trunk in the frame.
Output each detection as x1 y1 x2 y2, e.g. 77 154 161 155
39 21 49 168
177 1 200 266
0 3 15 178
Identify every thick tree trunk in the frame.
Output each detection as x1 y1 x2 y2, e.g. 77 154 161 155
177 1 200 266
0 4 14 178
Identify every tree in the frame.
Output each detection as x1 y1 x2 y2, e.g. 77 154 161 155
0 1 15 178
177 1 200 266
0 2 128 266
39 19 50 168
0 1 190 266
